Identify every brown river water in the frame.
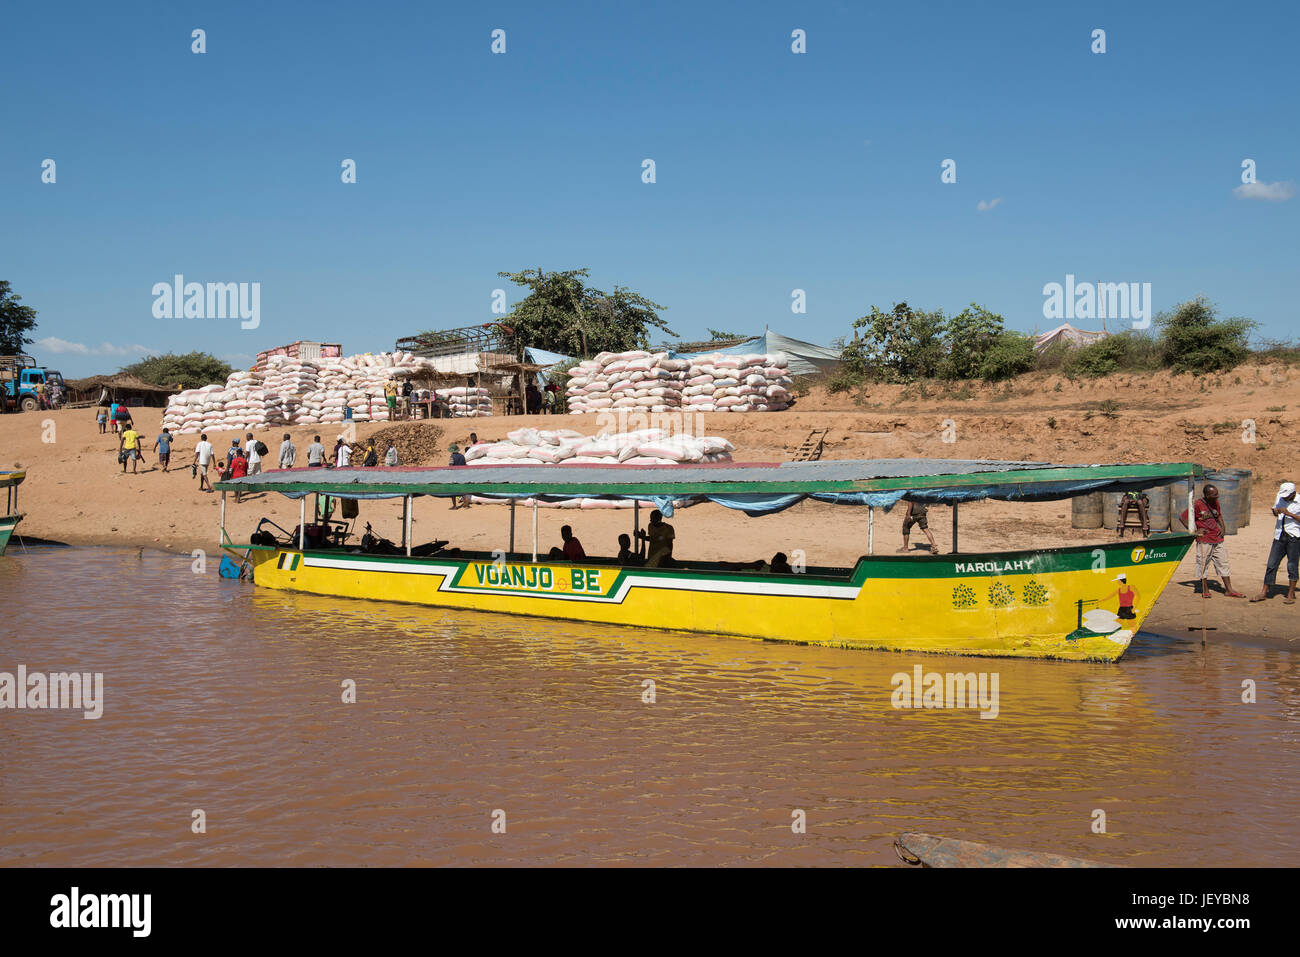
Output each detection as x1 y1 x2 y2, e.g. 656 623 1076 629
2 546 1298 867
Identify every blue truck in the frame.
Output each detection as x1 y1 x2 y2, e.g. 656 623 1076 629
1 354 67 412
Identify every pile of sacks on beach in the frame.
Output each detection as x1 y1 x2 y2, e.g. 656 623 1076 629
161 351 494 434
464 426 734 508
564 350 794 414
440 386 494 418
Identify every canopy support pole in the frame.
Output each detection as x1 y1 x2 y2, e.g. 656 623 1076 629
531 500 538 563
299 497 306 550
405 495 412 557
219 491 226 548
509 500 516 559
400 496 408 552
634 500 641 550
951 503 959 554
867 506 874 555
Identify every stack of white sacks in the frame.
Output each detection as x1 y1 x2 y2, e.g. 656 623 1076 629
465 426 734 508
442 387 494 418
565 350 794 414
161 351 493 435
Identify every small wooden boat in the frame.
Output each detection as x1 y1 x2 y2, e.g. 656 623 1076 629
894 831 1114 867
0 470 25 556
216 458 1200 662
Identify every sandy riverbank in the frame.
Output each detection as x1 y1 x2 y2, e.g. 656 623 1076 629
3 363 1298 645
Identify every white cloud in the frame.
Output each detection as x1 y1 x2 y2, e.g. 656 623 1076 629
36 337 157 357
977 197 1003 211
1233 180 1295 202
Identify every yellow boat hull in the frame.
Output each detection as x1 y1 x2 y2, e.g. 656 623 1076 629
245 536 1192 662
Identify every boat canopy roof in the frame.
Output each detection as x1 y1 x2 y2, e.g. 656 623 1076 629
0 470 26 489
215 459 1203 517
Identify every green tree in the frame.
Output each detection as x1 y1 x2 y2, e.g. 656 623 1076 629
976 331 1037 380
497 268 674 358
705 328 748 341
0 281 39 354
840 302 946 382
1157 296 1255 374
941 304 1007 380
119 352 234 390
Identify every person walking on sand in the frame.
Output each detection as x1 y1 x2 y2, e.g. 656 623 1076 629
245 432 267 475
95 404 108 434
898 499 938 554
153 427 173 472
1181 482 1245 598
119 423 142 474
229 447 249 501
278 433 297 469
306 435 325 468
193 433 215 492
1252 481 1300 604
448 444 470 509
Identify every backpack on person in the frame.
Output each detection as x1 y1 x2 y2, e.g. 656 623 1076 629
255 440 269 456
364 448 378 467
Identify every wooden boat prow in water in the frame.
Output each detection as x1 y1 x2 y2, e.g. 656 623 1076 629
895 832 1116 868
0 469 26 556
216 458 1201 663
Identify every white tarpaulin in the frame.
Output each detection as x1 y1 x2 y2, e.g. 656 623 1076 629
674 329 840 376
1034 322 1108 353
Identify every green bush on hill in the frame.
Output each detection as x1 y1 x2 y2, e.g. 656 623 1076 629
119 352 235 390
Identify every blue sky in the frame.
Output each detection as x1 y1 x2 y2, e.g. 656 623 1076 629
3 0 1296 376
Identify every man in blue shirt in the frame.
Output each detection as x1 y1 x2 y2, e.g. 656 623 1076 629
153 428 174 472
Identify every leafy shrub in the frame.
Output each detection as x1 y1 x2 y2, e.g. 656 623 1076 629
1157 296 1255 374
977 331 1037 381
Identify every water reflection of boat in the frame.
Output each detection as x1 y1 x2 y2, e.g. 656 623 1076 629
0 470 25 555
217 459 1199 662
895 832 1114 867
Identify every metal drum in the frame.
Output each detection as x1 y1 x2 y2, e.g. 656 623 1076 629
1169 479 1197 533
1101 491 1123 530
1071 492 1104 529
1221 468 1253 526
1144 485 1171 532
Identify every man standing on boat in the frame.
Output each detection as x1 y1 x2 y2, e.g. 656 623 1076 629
638 509 675 567
560 525 586 560
1251 482 1300 604
1183 483 1245 598
898 499 938 554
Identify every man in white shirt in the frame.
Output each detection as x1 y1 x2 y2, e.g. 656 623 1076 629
245 432 262 475
279 434 297 469
336 438 352 468
384 441 399 467
193 433 215 493
1253 481 1300 603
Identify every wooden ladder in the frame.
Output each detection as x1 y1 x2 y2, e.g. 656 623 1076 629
793 428 829 462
